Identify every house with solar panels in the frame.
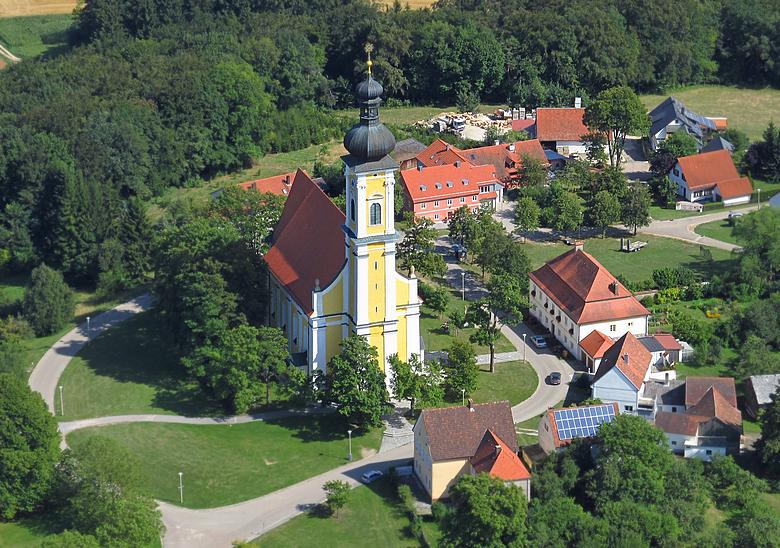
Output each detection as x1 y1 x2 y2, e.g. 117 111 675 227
538 403 620 454
648 96 719 151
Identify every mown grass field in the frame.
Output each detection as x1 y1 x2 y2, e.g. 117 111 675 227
67 417 383 508
255 477 441 547
694 218 740 245
55 312 226 420
0 518 53 547
0 14 72 58
640 85 780 141
521 235 734 284
469 360 537 407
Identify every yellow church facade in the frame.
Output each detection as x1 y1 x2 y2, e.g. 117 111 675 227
264 63 420 383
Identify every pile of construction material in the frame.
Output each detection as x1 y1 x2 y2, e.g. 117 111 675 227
416 112 513 135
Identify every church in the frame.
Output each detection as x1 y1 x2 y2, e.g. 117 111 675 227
263 53 421 382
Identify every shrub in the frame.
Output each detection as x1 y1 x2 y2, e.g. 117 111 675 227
21 265 75 337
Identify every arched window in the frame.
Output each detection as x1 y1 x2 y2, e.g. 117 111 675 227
370 202 382 225
350 199 356 222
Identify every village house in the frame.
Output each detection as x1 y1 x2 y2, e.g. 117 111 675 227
413 401 531 501
648 96 720 151
745 374 780 419
400 162 501 222
650 377 742 461
669 149 753 206
528 244 650 361
700 135 734 155
237 170 298 196
591 332 654 414
531 107 589 156
537 403 619 454
391 138 427 170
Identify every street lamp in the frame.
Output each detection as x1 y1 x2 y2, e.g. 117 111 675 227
522 333 527 362
86 316 90 331
178 472 183 504
347 430 353 461
461 388 465 407
59 385 64 416
757 188 762 209
461 272 465 301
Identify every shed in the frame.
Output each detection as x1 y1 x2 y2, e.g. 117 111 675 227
745 374 780 419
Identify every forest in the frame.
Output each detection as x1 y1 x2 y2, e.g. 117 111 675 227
0 0 778 287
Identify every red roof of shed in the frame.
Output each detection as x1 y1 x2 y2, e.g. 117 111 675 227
238 171 297 196
535 108 589 142
579 330 613 359
264 170 346 315
717 177 753 200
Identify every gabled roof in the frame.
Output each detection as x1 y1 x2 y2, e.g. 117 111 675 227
417 401 517 462
470 430 531 481
264 170 346 316
748 374 780 406
701 136 734 154
415 138 469 168
545 403 619 448
654 411 700 436
652 333 682 351
649 96 716 141
460 139 548 179
677 149 740 191
400 163 496 202
593 332 652 390
391 138 427 163
238 171 297 196
685 377 737 409
579 330 613 359
642 379 686 407
534 108 588 142
529 248 650 324
687 386 742 427
512 119 535 132
716 177 753 200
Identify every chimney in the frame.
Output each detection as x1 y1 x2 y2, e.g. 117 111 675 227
664 372 670 386
494 140 500 146
574 97 582 108
417 163 423 171
445 145 450 151
508 143 515 152
314 278 321 291
609 281 618 294
495 444 502 455
574 241 584 251
455 160 461 168
467 398 474 411
623 353 629 365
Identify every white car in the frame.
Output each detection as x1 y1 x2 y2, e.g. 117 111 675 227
361 470 383 483
530 335 548 348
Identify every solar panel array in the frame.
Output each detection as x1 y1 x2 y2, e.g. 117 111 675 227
553 405 616 441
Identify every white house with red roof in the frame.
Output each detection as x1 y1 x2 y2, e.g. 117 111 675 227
528 244 650 361
264 68 420 380
591 332 654 414
400 162 501 222
532 108 590 156
669 149 753 205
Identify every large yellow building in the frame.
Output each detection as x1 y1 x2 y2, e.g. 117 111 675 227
264 63 421 382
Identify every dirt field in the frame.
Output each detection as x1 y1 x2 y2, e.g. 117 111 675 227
0 1 77 18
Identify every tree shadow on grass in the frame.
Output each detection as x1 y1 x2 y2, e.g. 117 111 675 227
265 414 350 444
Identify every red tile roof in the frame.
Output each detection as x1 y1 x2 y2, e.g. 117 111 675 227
470 430 531 481
530 248 650 324
579 330 613 359
654 411 699 436
655 382 742 435
685 377 737 409
677 150 740 191
415 138 469 168
707 117 728 131
593 332 652 389
652 333 682 351
687 386 742 427
459 140 549 179
238 171 296 196
717 177 753 200
535 108 588 142
418 401 517 462
264 169 346 316
400 162 497 203
511 119 536 132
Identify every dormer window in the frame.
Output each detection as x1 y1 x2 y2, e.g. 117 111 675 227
435 183 442 189
420 185 427 191
446 181 453 187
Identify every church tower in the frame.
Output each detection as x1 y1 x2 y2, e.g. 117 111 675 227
342 44 419 375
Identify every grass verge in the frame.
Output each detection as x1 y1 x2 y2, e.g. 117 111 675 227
66 416 383 508
0 14 73 58
694 218 739 245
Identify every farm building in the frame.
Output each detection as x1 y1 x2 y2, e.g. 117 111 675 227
669 149 753 205
648 96 719 151
531 107 589 156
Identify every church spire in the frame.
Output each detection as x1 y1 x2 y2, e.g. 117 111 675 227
343 44 396 163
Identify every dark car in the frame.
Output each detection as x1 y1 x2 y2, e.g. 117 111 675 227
548 372 562 385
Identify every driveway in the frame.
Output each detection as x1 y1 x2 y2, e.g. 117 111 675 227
436 233 576 424
637 206 756 251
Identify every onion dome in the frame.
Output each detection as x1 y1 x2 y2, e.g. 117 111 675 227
343 47 396 163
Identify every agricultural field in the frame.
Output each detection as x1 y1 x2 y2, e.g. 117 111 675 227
0 1 77 18
640 85 780 141
0 13 73 58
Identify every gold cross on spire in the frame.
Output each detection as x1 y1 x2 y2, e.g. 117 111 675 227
365 42 374 76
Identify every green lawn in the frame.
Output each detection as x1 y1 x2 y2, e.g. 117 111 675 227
470 360 537 407
255 477 440 547
55 312 223 420
648 206 707 221
640 85 780 140
695 218 740 245
0 272 26 302
0 518 55 547
66 416 383 508
522 235 734 284
0 14 73 58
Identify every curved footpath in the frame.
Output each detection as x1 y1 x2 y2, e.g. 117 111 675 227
636 206 756 252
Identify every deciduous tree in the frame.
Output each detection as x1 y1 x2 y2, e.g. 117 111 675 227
22 264 75 337
589 191 621 237
444 340 478 400
323 480 351 517
584 86 650 168
620 184 651 234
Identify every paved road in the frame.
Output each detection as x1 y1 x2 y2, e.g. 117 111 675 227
160 444 413 547
28 294 155 412
437 234 575 424
637 206 756 251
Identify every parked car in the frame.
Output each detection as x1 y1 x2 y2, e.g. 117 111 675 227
548 372 562 385
361 470 383 483
530 335 548 348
